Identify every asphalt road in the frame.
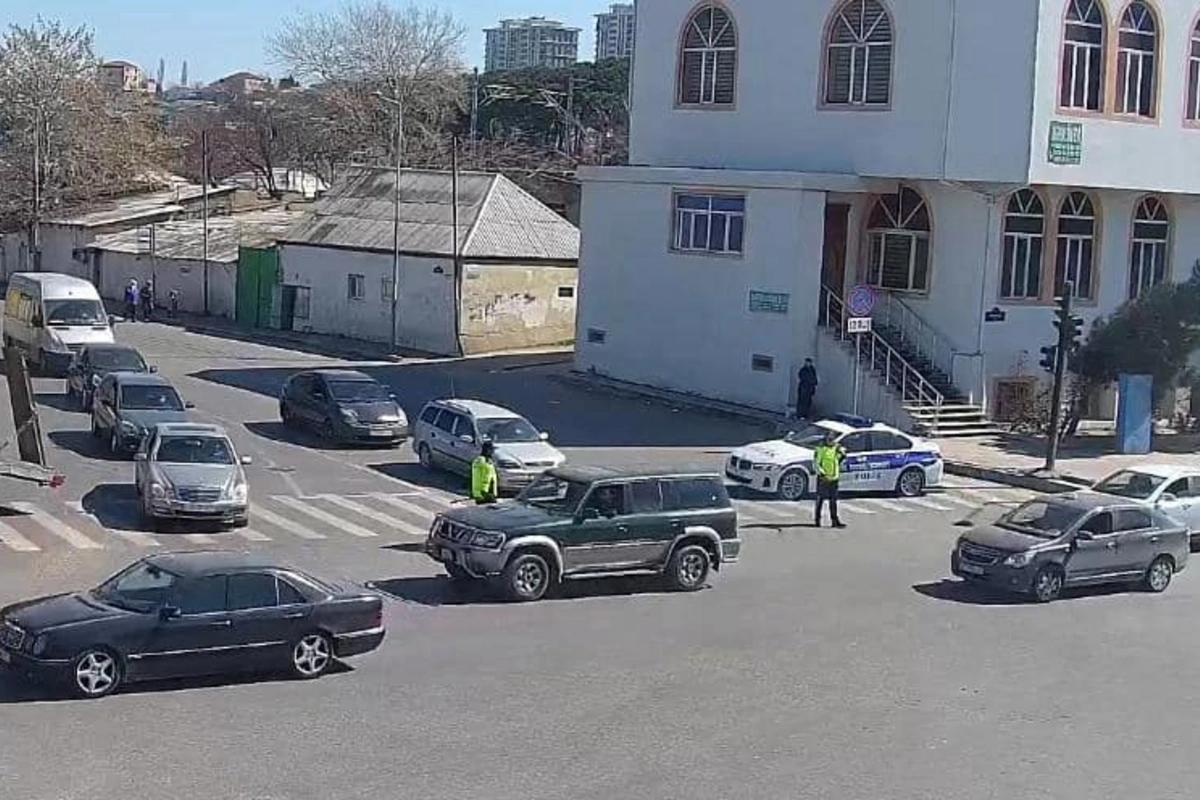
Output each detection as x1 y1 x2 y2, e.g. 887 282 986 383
1 322 1195 800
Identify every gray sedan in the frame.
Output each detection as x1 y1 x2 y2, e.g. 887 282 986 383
135 423 251 529
951 492 1188 602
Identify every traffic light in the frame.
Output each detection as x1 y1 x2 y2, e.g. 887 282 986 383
1039 344 1058 373
1053 311 1084 352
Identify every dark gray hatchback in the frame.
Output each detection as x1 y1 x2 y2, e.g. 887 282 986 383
951 492 1189 602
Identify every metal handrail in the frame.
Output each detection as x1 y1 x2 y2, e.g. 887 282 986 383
821 286 944 409
870 290 957 380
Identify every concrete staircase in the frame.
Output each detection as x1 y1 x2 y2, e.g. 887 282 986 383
821 286 1000 438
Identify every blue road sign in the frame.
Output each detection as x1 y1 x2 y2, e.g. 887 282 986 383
847 284 876 317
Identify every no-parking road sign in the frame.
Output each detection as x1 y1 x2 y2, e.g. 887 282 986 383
847 284 876 317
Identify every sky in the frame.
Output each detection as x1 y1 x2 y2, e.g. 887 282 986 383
7 1 606 83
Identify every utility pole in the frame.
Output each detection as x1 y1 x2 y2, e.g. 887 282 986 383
469 68 480 158
1044 281 1082 473
565 76 576 157
31 107 42 272
373 89 405 351
451 135 463 357
201 129 210 314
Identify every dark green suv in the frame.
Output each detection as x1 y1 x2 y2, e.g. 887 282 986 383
424 466 742 601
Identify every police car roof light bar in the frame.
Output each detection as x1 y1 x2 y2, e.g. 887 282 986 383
831 413 874 428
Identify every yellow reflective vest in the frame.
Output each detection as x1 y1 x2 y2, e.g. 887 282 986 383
471 456 498 501
813 444 845 481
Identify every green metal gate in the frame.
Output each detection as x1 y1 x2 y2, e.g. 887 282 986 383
236 246 279 328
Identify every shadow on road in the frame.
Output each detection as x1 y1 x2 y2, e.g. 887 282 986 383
370 573 683 608
48 430 124 462
244 420 407 454
34 392 80 414
912 579 1137 606
368 463 465 495
81 483 141 531
191 358 776 450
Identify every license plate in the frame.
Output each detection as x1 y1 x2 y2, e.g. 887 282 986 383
960 563 984 575
0 647 10 663
370 430 394 437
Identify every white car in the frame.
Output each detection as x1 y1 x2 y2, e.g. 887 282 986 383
725 414 943 501
1088 464 1200 545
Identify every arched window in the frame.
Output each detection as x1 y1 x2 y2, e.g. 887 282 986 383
677 3 737 106
1000 190 1045 301
1129 196 1170 299
1056 192 1098 300
824 0 893 106
1060 0 1105 111
866 186 931 293
1186 19 1200 120
1116 2 1157 117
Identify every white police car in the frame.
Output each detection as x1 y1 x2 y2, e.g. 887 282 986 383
725 414 943 501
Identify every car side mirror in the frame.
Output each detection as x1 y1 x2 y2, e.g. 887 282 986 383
578 507 600 522
240 455 253 466
388 393 397 400
184 401 196 409
1076 531 1095 541
1159 493 1177 504
149 366 158 373
459 434 474 443
159 605 181 621
539 431 549 441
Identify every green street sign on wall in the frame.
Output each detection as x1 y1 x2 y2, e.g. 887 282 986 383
749 291 789 313
1048 121 1083 165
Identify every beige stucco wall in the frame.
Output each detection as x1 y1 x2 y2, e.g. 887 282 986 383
459 263 577 355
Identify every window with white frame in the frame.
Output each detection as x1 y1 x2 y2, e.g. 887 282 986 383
677 3 737 106
1060 0 1105 111
347 273 365 300
1187 21 1200 121
1116 2 1157 117
672 193 745 254
866 187 931 293
381 277 395 301
1056 192 1098 300
1000 190 1045 301
824 0 893 106
1129 196 1170 300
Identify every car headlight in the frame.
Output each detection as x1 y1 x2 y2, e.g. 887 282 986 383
1003 551 1036 568
30 634 48 656
496 458 522 469
91 374 101 387
45 333 69 353
340 409 359 423
226 481 248 503
470 531 505 549
149 482 168 499
750 462 774 471
119 420 140 434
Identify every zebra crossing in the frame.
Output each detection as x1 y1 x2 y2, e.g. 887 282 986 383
0 480 1037 556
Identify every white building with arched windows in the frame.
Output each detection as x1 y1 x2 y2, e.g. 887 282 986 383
573 0 1200 432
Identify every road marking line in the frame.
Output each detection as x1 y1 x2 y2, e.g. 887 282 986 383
10 502 103 550
856 498 909 512
737 502 802 523
65 500 160 547
183 533 218 544
237 527 271 542
909 497 954 511
319 495 428 538
370 493 440 527
938 494 981 508
836 501 874 514
0 520 41 552
272 496 377 538
398 492 455 513
251 506 326 539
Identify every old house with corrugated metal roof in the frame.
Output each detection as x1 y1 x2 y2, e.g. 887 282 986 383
276 166 580 356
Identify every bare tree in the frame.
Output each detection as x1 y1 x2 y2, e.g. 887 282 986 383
0 18 171 240
268 1 467 158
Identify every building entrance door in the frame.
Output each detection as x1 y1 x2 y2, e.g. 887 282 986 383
820 204 850 324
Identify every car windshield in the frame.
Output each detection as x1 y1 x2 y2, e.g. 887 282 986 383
518 474 590 514
997 500 1084 538
156 436 235 465
45 298 105 325
477 416 541 443
1092 469 1166 500
120 384 184 411
90 349 146 371
92 561 178 612
328 379 390 403
784 424 836 447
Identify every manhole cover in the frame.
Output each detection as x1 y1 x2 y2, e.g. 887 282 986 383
266 465 297 473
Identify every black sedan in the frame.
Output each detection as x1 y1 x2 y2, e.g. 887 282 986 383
279 369 409 445
65 343 153 411
0 551 385 698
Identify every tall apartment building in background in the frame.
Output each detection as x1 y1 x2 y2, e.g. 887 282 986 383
484 17 580 72
595 4 636 61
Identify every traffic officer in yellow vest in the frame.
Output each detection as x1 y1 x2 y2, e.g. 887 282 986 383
471 440 499 504
812 432 846 528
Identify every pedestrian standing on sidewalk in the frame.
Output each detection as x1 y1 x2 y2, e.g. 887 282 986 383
168 288 180 319
812 431 846 528
797 358 818 419
141 279 154 322
471 440 498 504
124 280 139 322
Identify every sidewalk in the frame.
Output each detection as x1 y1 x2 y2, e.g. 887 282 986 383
938 433 1200 493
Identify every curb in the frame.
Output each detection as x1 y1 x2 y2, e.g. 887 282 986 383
945 460 1089 494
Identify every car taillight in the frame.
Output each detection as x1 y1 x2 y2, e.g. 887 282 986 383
49 474 65 489
372 605 383 627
